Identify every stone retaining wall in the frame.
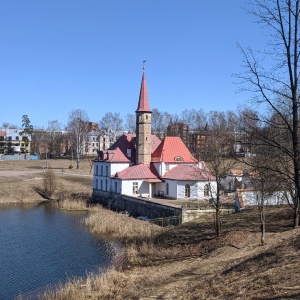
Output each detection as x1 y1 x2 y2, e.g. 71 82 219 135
92 190 235 224
92 190 181 219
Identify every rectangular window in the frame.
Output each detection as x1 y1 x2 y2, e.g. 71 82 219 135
133 182 138 194
95 179 98 189
96 165 98 175
100 166 103 176
100 180 103 190
115 182 118 193
165 163 170 171
106 166 108 176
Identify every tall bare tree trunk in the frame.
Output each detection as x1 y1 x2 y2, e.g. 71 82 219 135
259 204 265 246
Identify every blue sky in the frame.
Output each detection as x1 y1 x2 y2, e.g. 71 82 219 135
0 1 266 129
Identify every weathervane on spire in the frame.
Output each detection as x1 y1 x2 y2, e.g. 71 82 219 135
143 60 146 70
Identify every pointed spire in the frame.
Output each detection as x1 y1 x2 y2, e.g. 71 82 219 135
136 65 151 112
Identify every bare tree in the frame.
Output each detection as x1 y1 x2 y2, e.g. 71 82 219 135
47 120 64 157
202 113 236 236
99 112 123 147
124 113 136 133
151 108 179 138
67 109 89 169
249 160 282 245
236 0 300 227
151 108 163 136
1 122 18 129
180 108 207 131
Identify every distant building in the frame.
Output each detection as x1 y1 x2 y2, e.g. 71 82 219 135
167 124 210 160
167 123 189 145
0 128 31 154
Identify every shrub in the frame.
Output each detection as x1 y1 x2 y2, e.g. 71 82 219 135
43 169 57 197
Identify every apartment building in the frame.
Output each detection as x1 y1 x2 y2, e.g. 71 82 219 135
0 128 31 154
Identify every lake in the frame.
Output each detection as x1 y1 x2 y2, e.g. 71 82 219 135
0 203 113 299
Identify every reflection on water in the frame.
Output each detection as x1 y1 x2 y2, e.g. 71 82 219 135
0 203 112 300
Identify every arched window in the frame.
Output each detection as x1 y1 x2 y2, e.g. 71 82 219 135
204 184 209 196
166 183 169 195
185 184 190 197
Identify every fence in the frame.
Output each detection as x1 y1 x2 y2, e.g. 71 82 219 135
148 215 182 227
0 154 39 160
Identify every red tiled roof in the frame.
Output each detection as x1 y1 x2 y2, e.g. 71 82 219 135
150 135 162 153
130 135 161 154
105 148 131 163
163 164 215 181
136 71 151 112
113 164 162 181
152 136 198 163
94 134 163 163
108 134 136 163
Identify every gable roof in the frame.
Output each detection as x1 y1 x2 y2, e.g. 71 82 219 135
113 163 162 181
95 134 162 163
152 136 198 163
163 164 215 181
136 71 151 113
105 148 132 163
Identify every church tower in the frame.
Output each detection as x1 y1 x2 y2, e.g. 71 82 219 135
136 68 152 165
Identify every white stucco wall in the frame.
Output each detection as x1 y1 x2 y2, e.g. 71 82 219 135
165 180 178 198
120 179 144 196
93 161 130 191
176 181 217 200
111 163 130 176
235 190 288 211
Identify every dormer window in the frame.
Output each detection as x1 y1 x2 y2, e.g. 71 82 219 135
174 156 183 161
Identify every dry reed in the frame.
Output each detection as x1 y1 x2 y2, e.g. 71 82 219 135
58 198 88 211
39 268 132 300
83 206 162 240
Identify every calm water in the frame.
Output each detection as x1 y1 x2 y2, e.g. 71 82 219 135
0 203 113 300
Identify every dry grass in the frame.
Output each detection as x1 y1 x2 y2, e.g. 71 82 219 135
39 268 131 300
4 160 300 299
41 206 300 300
83 206 162 241
0 158 93 204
